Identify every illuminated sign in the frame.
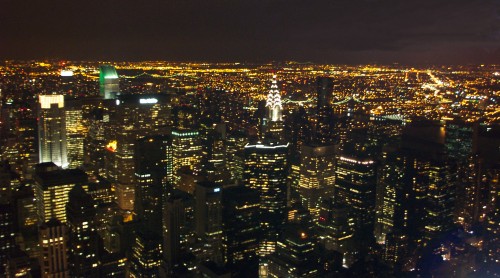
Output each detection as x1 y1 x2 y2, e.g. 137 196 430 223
139 98 158 104
214 188 220 193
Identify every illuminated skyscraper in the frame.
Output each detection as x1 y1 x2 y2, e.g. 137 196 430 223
34 162 88 223
375 148 414 243
99 65 119 100
66 184 99 277
0 203 15 269
334 152 377 239
200 123 227 183
267 224 319 278
222 185 260 267
172 128 202 185
298 144 336 219
485 171 500 271
39 219 69 277
195 181 223 264
264 75 284 140
38 95 68 168
244 141 289 256
317 197 354 253
265 75 282 123
421 160 455 241
135 135 172 235
374 148 414 267
109 94 171 211
65 98 87 169
315 76 336 144
128 229 162 278
162 190 191 273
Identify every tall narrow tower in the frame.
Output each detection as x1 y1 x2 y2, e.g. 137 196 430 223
264 75 284 141
38 95 68 168
265 75 282 122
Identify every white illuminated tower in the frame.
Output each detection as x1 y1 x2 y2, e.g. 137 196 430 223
38 95 68 168
264 75 284 141
265 75 282 122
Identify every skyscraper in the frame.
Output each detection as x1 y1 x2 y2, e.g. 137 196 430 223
34 162 88 223
315 76 336 144
264 75 284 140
128 229 162 278
39 219 69 277
267 224 320 278
65 98 87 168
134 135 171 235
317 198 354 264
99 65 119 100
66 184 99 277
334 152 377 239
162 190 191 273
172 128 202 185
38 95 68 168
109 94 171 211
298 144 336 219
195 181 223 264
244 141 289 256
222 185 260 267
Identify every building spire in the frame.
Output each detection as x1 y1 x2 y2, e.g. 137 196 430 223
265 74 282 122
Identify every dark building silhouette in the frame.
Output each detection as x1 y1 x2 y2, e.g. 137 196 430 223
66 184 99 277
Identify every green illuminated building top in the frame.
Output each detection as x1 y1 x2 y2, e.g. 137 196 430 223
99 65 119 99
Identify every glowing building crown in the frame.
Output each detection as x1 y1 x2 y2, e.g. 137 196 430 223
265 75 282 122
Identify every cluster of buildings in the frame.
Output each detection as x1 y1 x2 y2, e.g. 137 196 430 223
0 61 499 277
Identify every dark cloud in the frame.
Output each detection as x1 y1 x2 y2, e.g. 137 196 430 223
1 0 498 64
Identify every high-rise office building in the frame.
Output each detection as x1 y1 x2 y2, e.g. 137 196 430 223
244 141 289 256
38 95 68 168
200 123 227 183
334 152 377 239
65 98 87 168
226 132 247 184
34 162 88 223
195 181 223 264
66 184 99 277
375 148 414 244
374 147 415 267
0 203 15 269
421 160 456 241
13 104 37 180
4 247 32 278
109 94 171 211
267 224 319 278
315 76 336 144
39 219 69 278
222 185 260 267
445 121 481 231
172 128 202 185
135 135 172 234
298 144 336 219
162 190 191 272
486 171 500 269
317 198 354 264
128 229 162 278
99 65 120 100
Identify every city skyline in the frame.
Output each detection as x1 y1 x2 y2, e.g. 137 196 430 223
1 0 499 64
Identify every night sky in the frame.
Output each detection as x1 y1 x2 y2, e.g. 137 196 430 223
1 0 499 64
